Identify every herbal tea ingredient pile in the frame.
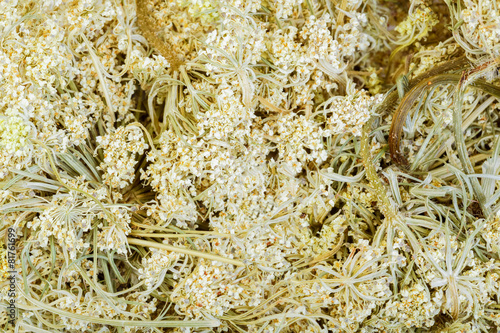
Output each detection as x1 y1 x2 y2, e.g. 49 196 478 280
1 0 500 332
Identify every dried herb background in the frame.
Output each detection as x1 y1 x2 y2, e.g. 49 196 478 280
1 0 500 332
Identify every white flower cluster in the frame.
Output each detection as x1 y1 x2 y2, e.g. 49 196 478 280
299 10 372 73
201 18 267 70
128 50 171 89
28 194 91 260
394 3 438 46
96 206 132 255
0 247 10 282
138 247 181 289
295 215 347 258
266 114 329 175
300 14 344 71
196 82 255 141
411 230 493 318
3 0 500 332
270 27 303 72
273 0 304 19
221 0 262 14
484 212 500 254
171 261 246 317
410 42 460 77
96 125 148 189
0 116 32 178
291 240 392 332
382 282 442 329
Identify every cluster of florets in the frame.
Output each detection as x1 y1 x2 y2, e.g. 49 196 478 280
3 0 500 332
27 194 91 260
394 4 438 44
322 87 384 136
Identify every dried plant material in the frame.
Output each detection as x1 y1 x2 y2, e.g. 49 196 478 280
135 0 184 70
2 0 500 332
389 63 500 167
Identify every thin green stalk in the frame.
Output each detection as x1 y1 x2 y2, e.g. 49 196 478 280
127 237 245 266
